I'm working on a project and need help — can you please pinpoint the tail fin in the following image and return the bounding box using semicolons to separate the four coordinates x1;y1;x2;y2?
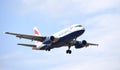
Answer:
34;27;40;36
33;27;42;50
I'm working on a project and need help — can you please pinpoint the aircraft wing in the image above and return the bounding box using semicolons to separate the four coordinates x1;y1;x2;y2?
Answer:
5;32;46;42
18;43;36;47
87;43;99;46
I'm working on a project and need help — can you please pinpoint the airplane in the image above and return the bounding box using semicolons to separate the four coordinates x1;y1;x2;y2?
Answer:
5;24;98;54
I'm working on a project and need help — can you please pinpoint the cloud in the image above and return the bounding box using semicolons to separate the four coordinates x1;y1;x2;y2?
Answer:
20;0;120;18
48;58;120;70
84;13;120;43
0;51;24;60
2;0;120;70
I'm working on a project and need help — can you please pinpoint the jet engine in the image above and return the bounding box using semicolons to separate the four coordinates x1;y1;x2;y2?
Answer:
43;36;58;44
75;40;88;49
50;36;55;41
82;40;87;46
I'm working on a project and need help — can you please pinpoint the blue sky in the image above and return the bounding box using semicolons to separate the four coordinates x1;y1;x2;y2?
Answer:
0;0;120;70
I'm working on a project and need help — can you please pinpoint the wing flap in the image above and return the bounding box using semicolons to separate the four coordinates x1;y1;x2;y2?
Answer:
5;32;46;42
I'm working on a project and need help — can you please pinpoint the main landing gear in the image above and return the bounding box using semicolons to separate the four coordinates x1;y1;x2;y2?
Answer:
66;46;72;54
46;48;51;51
66;50;72;54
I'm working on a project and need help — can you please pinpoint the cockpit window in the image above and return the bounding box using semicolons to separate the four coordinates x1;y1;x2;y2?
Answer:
75;25;82;27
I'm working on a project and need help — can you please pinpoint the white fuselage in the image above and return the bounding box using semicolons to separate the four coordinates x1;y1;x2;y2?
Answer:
38;24;85;50
53;24;85;38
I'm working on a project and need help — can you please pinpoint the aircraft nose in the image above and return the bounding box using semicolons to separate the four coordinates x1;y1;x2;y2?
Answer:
82;27;85;33
82;27;85;30
81;26;85;30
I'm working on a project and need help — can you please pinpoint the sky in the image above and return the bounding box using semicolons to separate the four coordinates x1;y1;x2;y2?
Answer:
0;0;120;70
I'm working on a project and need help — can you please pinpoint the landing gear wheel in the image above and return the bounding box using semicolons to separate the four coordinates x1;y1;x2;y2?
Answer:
48;49;50;51
46;48;51;51
66;50;72;54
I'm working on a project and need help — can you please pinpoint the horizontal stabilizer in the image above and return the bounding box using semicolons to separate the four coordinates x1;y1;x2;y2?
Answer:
17;43;36;47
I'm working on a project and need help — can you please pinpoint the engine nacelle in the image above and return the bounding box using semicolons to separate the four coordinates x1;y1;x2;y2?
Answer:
43;36;58;44
75;41;84;49
82;40;87;46
50;36;55;41
75;40;88;49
